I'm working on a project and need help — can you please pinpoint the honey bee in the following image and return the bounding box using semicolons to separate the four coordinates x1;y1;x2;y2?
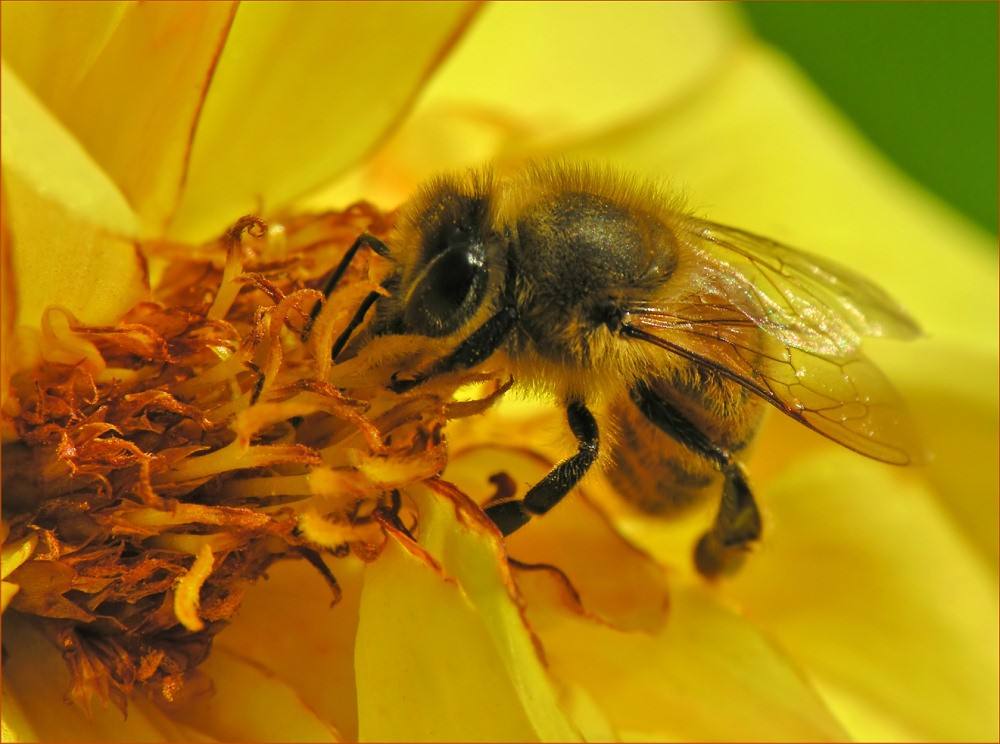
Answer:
323;162;922;577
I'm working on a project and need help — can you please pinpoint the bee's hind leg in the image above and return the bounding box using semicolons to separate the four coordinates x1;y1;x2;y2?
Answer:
629;381;762;578
484;399;599;536
693;461;761;577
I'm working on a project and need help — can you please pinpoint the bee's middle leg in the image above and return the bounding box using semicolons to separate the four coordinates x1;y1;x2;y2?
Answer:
630;381;762;578
484;399;599;536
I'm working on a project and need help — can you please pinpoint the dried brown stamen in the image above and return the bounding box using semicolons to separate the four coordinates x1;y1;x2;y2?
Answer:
1;203;493;714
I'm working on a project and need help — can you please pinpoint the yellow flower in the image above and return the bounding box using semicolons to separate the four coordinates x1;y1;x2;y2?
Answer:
2;3;996;743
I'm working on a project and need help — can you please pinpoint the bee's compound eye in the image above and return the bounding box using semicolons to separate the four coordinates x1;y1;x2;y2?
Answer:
404;243;488;337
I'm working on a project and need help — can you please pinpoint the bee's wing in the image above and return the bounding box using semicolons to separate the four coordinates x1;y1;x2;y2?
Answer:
623;221;925;465
680;221;921;355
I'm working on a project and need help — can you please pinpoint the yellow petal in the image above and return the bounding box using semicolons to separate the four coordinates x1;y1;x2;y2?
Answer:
2;2;479;240
0;62;138;236
2;175;147;329
1;1;236;234
414;2;741;151
167;1;478;241
160;645;342;742
310;2;743;205
0;184;14;399
197;558;366;739
723;451;998;742
525;578;849;742
898;346;999;563
0;529;37;613
0;530;36;582
355;482;584;741
1;63;147;328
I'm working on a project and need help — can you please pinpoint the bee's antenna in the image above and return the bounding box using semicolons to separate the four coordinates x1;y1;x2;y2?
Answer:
303;232;390;341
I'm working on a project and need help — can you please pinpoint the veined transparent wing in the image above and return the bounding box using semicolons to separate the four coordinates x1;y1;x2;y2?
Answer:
622;220;925;464
675;220;921;356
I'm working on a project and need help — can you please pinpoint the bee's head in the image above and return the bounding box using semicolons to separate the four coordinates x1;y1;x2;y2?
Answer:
377;173;507;339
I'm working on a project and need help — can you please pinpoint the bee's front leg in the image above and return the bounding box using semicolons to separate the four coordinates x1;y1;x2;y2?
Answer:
389;306;519;393
629;381;762;578
484;399;599;535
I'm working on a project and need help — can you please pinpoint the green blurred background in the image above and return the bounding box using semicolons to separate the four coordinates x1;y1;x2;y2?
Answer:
741;2;998;239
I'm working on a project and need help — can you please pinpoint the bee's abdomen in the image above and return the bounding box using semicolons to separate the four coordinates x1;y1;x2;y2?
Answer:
609;396;721;514
607;370;766;515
